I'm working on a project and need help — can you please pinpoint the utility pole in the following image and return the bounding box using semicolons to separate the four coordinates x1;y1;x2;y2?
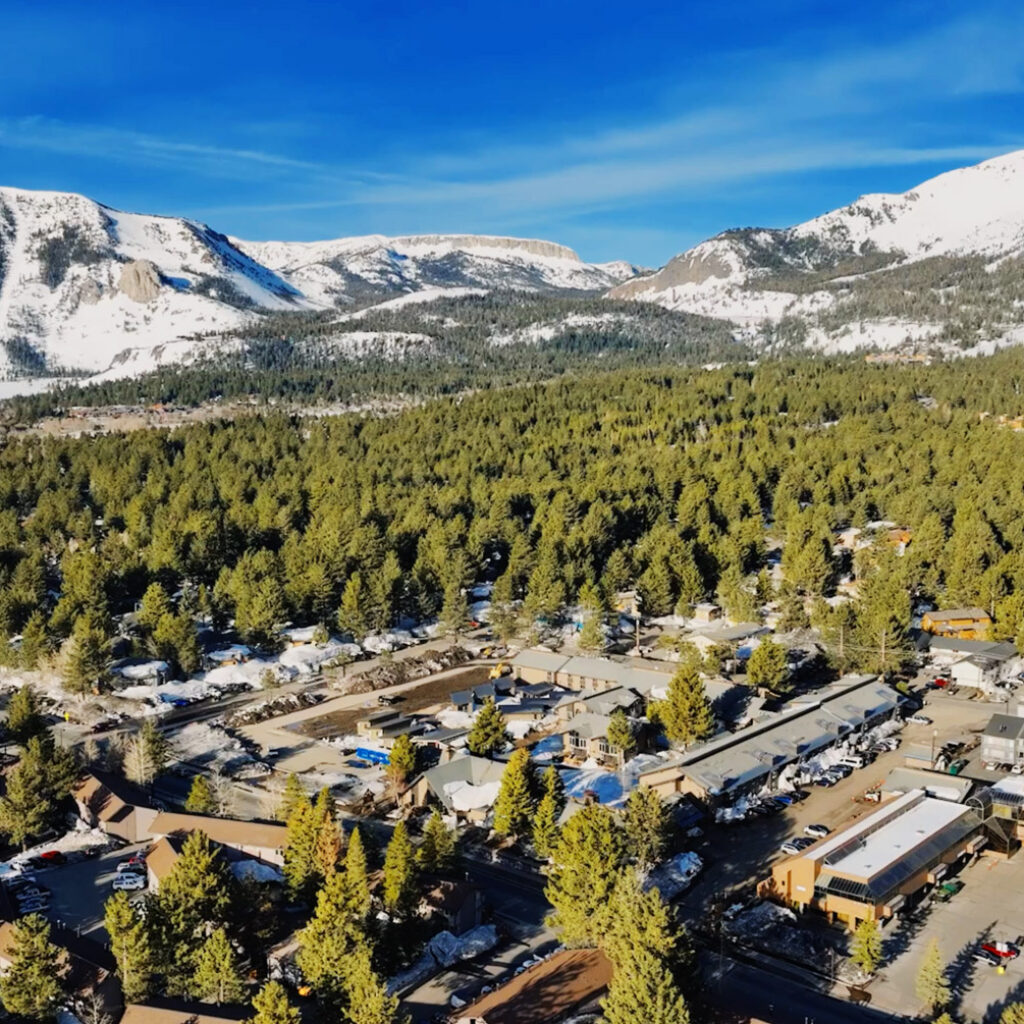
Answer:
634;593;642;656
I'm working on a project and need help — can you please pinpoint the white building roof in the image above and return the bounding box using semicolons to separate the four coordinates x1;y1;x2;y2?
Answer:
807;790;970;880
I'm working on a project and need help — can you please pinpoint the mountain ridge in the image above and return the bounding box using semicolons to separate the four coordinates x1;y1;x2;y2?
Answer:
0;186;642;377
609;148;1024;353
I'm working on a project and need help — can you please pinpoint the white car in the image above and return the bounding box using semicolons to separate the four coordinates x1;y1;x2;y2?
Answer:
907;714;932;725
112;872;147;891
803;824;831;839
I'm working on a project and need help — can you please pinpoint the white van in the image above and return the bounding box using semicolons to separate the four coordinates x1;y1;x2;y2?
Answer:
839;754;866;769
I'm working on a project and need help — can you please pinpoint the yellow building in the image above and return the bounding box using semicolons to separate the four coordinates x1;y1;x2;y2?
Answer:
921;607;992;640
761;789;985;928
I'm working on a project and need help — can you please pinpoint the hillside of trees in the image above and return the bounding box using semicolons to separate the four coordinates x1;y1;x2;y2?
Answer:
4;352;1024;672
0;293;742;421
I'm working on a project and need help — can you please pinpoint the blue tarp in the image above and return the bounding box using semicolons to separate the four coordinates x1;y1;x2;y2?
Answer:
355;747;390;766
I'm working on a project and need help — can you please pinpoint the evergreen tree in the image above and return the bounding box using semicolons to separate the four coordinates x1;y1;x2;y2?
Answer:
313;807;343;880
61;611;110;695
277;773;307;822
338;573;369;640
1000;1006;1024;1024
185;774;217;814
6;685;44;745
250;981;301;1024
386;734;417;795
545;803;626;946
746;638;789;691
606;709;636;764
138;583;173;634
601;948;689;1024
577;580;607;653
0;736;70;848
152;831;232;995
466;697;509;757
851;918;883;976
382;820;418;917
492;749;537;838
296;869;366;1009
531;766;565;859
439;576;469;636
624;786;670;871
104;891;155;1003
660;663;715;747
345;826;372;919
192;927;246;1005
523;546;566;622
19;612;50;671
417;807;456;871
489;570;521;644
342;943;410;1024
0;914;62;1022
283;797;316;899
915;938;950;1013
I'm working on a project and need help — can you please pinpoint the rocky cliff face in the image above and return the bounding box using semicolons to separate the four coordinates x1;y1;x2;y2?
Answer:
118;259;162;303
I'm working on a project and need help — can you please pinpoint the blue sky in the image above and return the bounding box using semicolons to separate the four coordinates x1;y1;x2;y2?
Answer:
2;0;1024;265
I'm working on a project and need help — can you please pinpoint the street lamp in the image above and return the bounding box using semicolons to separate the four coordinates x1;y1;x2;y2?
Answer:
634;593;643;656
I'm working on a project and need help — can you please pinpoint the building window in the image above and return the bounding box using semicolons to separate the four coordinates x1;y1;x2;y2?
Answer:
597;739;611;755
569;732;585;749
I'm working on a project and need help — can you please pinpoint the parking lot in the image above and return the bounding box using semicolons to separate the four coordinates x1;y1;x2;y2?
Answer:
870;851;1024;1021
14;842;147;938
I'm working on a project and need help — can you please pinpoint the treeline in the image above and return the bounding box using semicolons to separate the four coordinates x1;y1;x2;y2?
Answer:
0;293;742;421
5;355;1024;673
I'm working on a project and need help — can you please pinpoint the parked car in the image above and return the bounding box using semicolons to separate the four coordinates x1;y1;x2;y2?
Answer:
973;949;1002;967
112;873;147;891
803;824;831;839
816;775;838;787
931;677;950;688
935;879;964;902
907;714;933;725
38;851;66;865
828;764;853;778
772;794;795;807
982;942;1020;960
17;899;48;915
780;840;805;856
949;759;970;775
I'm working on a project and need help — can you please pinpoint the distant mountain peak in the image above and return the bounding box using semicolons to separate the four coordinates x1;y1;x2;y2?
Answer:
609;148;1024;355
0;187;640;378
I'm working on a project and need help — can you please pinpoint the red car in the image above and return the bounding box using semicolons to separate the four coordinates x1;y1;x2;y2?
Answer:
982;942;1020;960
38;851;66;864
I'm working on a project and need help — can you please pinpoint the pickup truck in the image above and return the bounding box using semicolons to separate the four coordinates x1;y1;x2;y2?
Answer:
934;879;965;902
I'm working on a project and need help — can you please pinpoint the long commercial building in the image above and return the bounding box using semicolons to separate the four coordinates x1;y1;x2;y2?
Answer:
639;674;899;805
762;789;985;927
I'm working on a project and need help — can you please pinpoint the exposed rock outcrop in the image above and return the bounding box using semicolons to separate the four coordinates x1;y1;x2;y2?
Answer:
117;259;162;303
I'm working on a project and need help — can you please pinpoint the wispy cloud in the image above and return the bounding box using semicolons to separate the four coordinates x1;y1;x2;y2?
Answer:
3;6;1024;243
0;117;327;177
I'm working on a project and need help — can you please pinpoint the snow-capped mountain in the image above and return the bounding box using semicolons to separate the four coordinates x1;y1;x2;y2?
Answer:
231;233;642;307
0;187;642;377
0;187;308;375
610;149;1024;353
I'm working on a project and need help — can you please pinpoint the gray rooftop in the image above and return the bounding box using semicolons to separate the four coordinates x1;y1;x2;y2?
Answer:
417;755;507;813
640;673;889;797
929;637;1016;659
984;714;1024;741
511;650;570;673
561;712;614;741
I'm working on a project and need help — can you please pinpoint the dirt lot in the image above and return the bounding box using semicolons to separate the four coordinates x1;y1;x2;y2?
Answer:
292;664;493;739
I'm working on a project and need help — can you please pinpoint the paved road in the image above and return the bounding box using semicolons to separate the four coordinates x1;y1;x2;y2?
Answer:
704;952;912;1024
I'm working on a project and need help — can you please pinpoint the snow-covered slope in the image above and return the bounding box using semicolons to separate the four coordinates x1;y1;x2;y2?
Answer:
233;233;643;308
610;149;1024;351
0;185;643;378
0;187;308;374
